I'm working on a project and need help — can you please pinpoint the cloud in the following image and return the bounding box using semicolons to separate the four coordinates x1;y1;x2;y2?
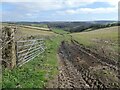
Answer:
55;0;118;15
57;6;117;15
1;0;119;21
26;13;32;16
1;0;119;13
2;0;119;7
2;0;118;13
2;0;119;17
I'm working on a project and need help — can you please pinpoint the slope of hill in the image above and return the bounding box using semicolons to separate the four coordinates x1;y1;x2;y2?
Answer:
14;25;55;41
46;21;118;32
71;26;118;61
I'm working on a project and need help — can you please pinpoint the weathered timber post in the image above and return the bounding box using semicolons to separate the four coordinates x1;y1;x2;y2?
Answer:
2;26;16;69
11;27;16;68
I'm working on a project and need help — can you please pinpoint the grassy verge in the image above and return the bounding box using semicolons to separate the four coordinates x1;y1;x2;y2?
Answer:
2;34;64;88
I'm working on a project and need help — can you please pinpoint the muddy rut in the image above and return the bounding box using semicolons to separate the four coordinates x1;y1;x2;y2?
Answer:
55;40;120;88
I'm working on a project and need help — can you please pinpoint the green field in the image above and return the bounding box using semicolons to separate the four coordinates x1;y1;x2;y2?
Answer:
14;26;55;41
71;26;118;46
17;26;54;36
30;24;48;28
71;26;118;61
52;28;70;35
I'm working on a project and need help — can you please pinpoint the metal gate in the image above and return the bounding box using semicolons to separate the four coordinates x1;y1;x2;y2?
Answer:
16;38;45;66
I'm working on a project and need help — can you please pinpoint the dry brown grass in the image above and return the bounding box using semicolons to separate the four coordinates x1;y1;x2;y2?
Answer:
71;26;119;61
15;26;56;41
19;25;50;31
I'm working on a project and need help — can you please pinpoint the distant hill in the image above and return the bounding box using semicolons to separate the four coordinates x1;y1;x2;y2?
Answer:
3;21;119;32
45;21;118;32
88;21;117;25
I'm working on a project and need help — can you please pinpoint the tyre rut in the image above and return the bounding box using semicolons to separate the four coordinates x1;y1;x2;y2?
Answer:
57;40;119;88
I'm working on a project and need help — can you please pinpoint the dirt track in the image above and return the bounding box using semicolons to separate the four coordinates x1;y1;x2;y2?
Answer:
55;40;120;88
47;39;119;88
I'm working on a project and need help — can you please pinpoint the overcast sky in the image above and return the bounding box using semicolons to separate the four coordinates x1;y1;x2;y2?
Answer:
1;0;119;22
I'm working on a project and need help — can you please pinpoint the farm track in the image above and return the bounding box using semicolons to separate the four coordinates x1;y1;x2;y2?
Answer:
58;53;89;88
56;40;119;88
71;39;118;71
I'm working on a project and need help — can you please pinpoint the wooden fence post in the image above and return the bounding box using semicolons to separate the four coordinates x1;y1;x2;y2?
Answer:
11;28;16;68
2;26;16;69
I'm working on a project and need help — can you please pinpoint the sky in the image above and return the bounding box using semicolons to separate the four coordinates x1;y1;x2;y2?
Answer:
1;0;119;22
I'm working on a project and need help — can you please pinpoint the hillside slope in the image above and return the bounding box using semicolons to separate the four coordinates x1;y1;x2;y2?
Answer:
71;26;118;62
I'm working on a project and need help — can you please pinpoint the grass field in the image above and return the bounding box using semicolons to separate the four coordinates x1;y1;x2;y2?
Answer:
71;26;119;61
71;26;118;46
52;28;70;35
15;26;56;41
17;26;55;36
1;23;56;41
30;24;48;28
19;25;50;31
